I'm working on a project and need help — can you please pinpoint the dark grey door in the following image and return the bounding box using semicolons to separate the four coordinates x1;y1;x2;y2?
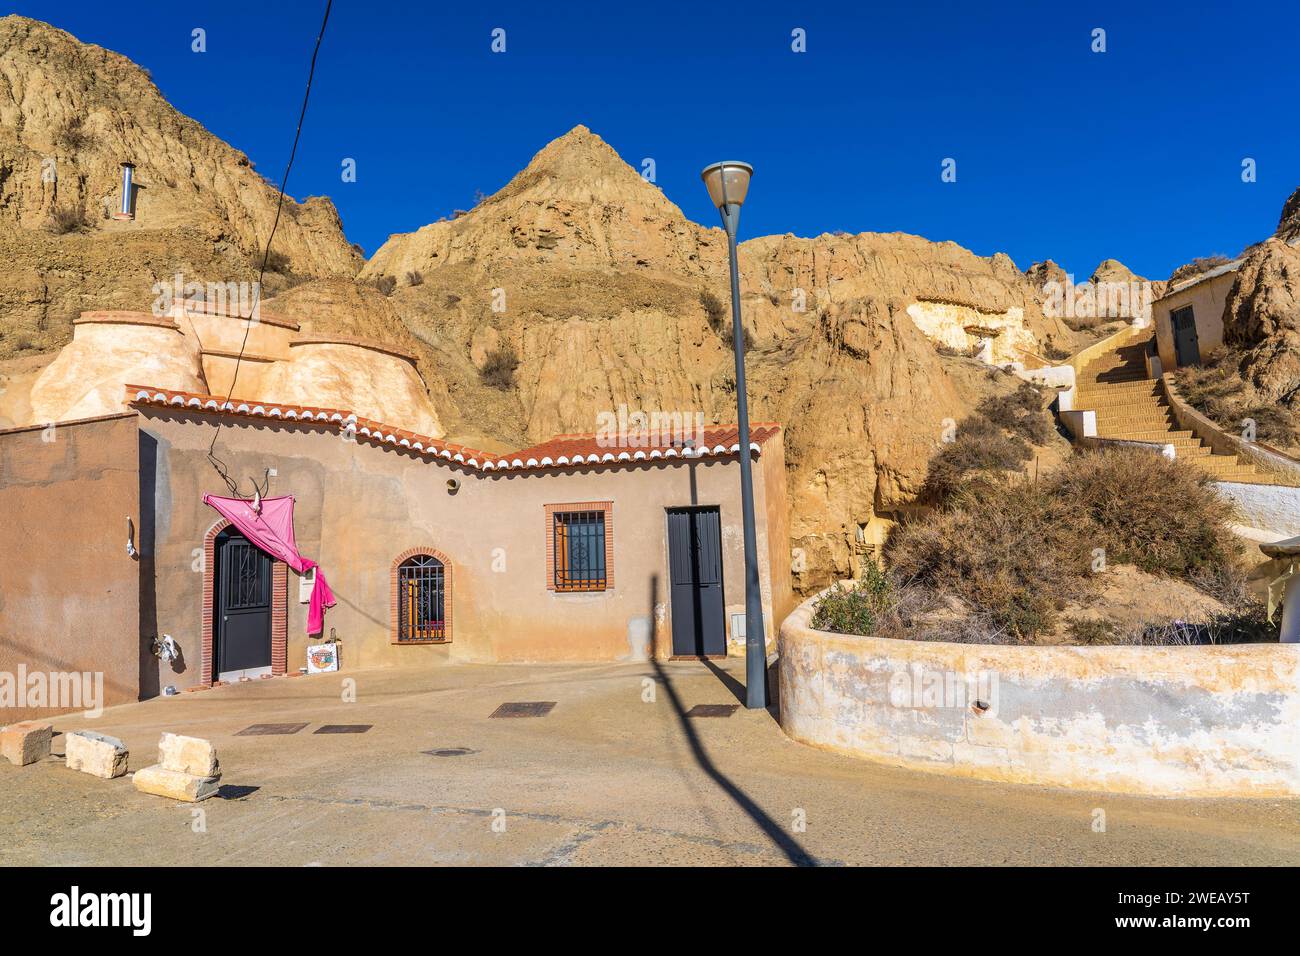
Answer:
215;530;272;674
667;507;726;657
1172;305;1201;366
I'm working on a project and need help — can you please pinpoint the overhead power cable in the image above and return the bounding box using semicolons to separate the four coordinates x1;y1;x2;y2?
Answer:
206;0;335;497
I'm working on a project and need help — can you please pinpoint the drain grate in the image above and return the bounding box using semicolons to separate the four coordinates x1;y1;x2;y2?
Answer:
422;746;480;757
235;722;309;736
314;724;372;734
685;704;739;718
489;701;556;719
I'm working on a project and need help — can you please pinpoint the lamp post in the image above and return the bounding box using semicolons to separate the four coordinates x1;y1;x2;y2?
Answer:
700;160;766;709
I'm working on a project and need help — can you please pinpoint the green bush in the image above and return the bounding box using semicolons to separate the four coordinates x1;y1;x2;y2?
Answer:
809;563;898;636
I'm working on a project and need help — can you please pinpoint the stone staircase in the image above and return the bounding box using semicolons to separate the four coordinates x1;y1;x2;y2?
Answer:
1075;338;1267;482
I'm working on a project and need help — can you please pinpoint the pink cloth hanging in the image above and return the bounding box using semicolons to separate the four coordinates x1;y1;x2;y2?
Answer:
202;494;336;635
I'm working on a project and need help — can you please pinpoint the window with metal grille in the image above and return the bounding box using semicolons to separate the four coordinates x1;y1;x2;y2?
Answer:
553;510;607;591
223;540;269;609
396;554;446;642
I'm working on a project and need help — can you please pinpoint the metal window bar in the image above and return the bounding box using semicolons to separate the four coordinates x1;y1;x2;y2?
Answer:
554;511;606;591
398;555;445;642
224;541;268;609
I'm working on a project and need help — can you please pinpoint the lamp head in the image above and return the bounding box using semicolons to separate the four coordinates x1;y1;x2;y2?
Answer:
700;161;753;210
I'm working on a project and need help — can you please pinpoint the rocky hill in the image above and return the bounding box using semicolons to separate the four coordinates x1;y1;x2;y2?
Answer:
0;15;361;359
1276;185;1300;244
356;125;1076;585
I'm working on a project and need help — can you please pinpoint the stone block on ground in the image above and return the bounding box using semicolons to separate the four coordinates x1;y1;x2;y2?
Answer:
158;732;220;776
65;730;129;779
0;721;53;766
132;764;220;802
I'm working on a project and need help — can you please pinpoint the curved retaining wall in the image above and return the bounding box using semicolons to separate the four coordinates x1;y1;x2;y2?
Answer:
778;593;1300;797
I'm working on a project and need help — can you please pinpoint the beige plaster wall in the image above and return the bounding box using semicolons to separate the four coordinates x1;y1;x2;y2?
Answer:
260;342;443;438
28;321;206;423
1153;272;1235;371
0;414;142;720
139;408;785;689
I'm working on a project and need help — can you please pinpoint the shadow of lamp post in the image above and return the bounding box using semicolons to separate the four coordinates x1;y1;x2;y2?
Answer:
700;160;766;709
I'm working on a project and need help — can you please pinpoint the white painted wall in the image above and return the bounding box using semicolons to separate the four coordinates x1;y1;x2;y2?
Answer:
1215;481;1300;537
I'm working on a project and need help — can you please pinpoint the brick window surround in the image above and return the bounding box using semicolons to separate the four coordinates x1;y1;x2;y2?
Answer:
390;547;454;644
201;518;288;685
545;501;614;592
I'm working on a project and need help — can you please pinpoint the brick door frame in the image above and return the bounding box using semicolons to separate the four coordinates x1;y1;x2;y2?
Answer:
202;518;289;684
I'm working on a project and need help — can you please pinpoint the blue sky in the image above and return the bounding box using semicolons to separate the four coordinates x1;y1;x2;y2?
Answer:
12;0;1300;279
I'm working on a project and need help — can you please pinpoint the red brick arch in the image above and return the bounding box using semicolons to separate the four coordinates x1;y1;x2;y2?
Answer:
201;517;288;684
390;547;454;644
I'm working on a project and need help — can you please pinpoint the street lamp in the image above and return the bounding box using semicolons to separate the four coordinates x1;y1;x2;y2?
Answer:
700;160;767;710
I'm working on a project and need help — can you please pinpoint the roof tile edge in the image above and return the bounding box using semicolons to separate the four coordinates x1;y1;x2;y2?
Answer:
123;385;776;474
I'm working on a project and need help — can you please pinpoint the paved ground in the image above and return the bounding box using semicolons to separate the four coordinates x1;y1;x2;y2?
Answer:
2;659;1297;866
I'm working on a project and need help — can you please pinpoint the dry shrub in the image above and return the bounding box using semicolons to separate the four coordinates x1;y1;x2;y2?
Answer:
405;270;424;286
1049;448;1240;577
374;275;396;296
1169;254;1231;286
934;342;976;358
48;206;87;234
925;417;1031;500
923;383;1054;500
889;482;1093;640
699;289;726;324
480;345;519;390
1174;348;1299;447
700;288;752;352
261;249;292;275
889;448;1246;641
809;563;934;639
1062;312;1109;332
978;382;1055;445
56;116;92;152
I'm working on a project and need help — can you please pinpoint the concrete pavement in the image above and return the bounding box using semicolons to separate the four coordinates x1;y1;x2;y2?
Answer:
1;659;1296;866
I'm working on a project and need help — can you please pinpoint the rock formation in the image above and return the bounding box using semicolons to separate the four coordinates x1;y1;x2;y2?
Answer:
0;15;362;359
1276;186;1300;243
359;126;1075;587
1222;237;1300;411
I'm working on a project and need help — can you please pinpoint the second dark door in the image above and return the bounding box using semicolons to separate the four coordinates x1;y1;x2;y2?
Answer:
667;507;726;657
1172;305;1201;367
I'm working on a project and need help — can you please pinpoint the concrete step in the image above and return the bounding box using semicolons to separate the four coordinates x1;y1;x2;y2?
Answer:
1096;429;1198;444
1079;396;1166;412
1077;380;1159;396
1093;413;1175;428
1189;459;1256;478
1077;391;1161;406
1082;361;1148;377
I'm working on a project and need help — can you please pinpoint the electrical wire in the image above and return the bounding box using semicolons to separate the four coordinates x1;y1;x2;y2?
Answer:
206;0;334;497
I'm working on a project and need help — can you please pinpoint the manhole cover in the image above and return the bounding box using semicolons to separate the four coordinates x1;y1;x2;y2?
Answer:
489;701;556;718
314;724;372;734
235;722;309;736
686;704;739;718
422;747;480;757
